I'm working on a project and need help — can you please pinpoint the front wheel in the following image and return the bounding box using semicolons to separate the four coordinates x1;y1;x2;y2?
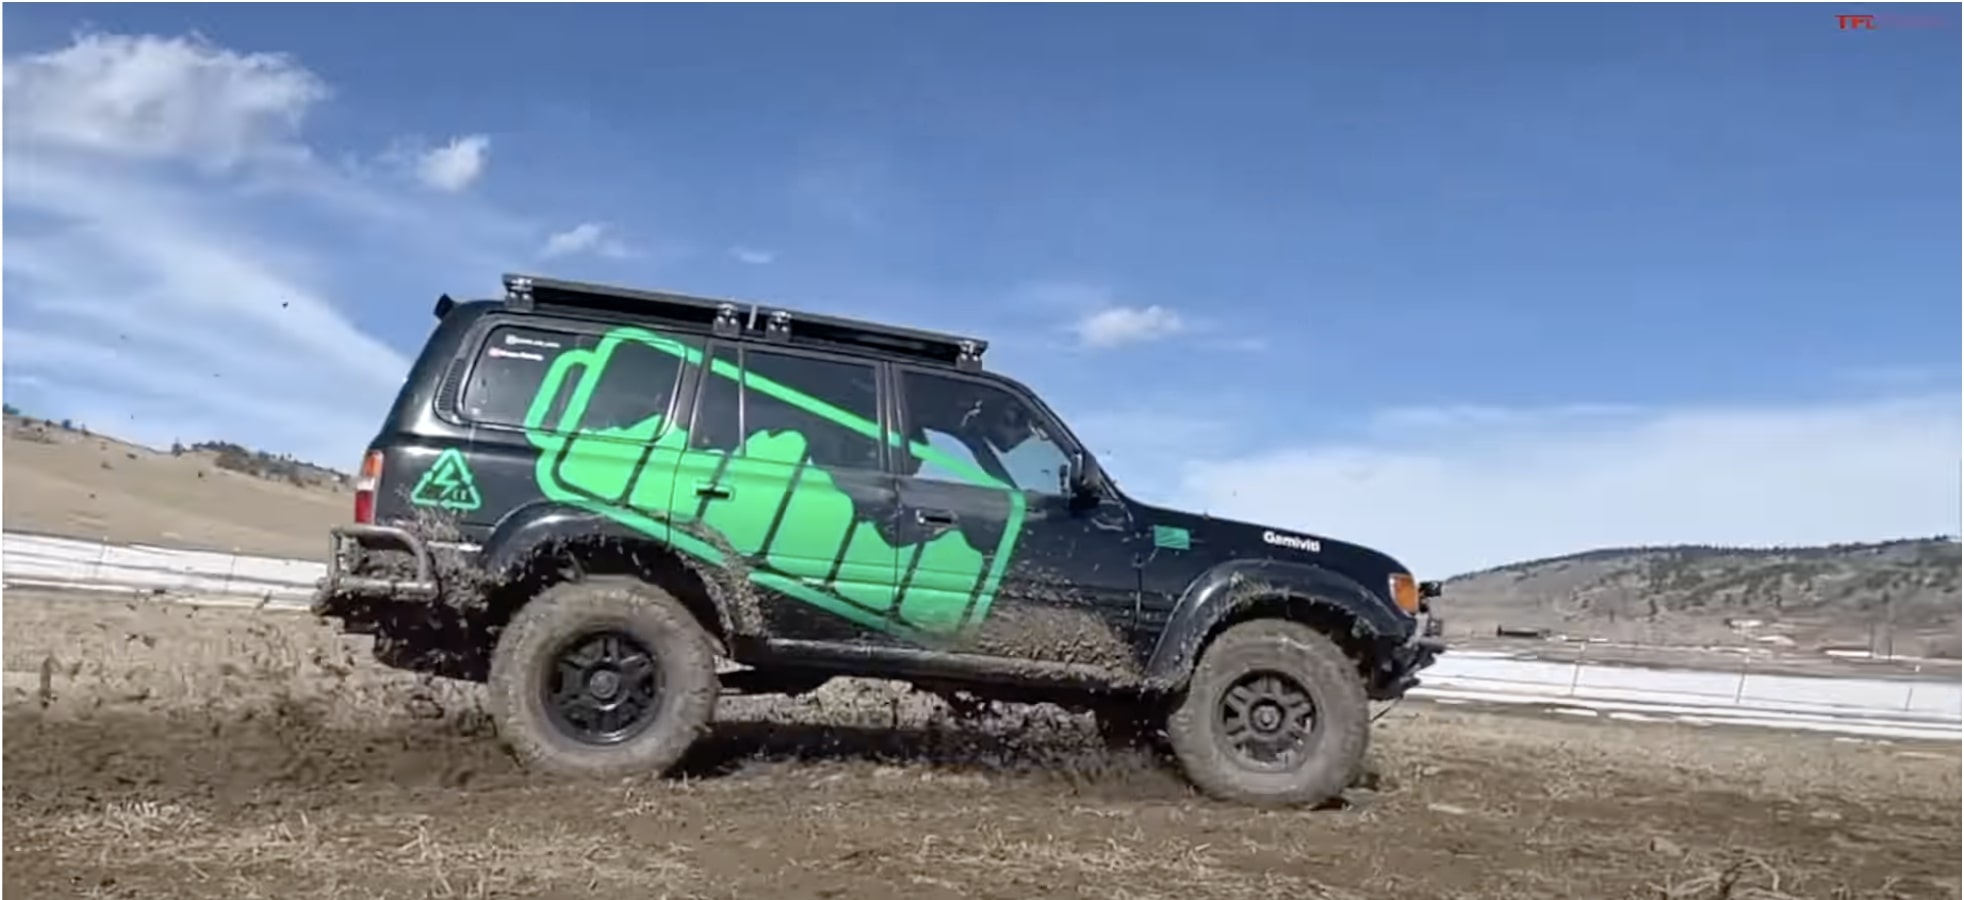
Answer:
1164;619;1369;807
486;576;720;778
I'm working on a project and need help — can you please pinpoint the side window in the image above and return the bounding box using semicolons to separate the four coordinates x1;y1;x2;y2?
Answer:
460;325;689;439
570;332;688;435
739;349;883;470
688;344;743;450
460;326;581;428
899;371;1070;496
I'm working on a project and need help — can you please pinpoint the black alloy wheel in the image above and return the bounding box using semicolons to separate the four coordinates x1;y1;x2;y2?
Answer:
1214;669;1320;770
541;629;663;745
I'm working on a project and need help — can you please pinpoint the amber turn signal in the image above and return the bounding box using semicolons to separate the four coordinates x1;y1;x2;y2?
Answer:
1388;572;1422;614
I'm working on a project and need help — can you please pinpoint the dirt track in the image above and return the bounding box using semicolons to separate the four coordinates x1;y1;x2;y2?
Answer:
4;591;1959;900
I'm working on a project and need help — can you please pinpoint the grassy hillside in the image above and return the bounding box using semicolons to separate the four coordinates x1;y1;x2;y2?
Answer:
2;413;350;559
1444;539;1962;654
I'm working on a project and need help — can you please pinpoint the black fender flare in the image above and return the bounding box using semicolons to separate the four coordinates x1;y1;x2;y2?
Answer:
478;502;747;639
1142;557;1409;690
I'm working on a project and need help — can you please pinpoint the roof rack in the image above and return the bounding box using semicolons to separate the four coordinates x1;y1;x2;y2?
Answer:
501;273;987;371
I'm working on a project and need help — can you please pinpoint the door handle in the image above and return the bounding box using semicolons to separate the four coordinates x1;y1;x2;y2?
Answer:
915;509;956;526
694;482;732;500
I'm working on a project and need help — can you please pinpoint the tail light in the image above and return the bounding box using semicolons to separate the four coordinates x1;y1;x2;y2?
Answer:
1388;572;1421;614
353;449;383;524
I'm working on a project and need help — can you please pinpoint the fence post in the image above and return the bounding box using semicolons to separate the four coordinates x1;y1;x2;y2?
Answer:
1732;650;1750;705
223;550;240;597
92;537;109;583
1902;681;1916;714
1567;641;1587;698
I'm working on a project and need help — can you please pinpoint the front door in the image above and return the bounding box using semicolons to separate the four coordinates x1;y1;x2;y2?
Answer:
889;366;1140;670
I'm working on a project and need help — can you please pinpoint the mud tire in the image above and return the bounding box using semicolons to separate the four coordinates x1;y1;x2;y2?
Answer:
1165;619;1369;807
487;576;719;779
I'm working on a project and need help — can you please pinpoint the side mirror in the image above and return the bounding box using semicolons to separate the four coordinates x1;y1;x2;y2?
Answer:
1067;450;1103;499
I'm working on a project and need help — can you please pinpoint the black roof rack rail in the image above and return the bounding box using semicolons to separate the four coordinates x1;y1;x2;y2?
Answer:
501;273;987;371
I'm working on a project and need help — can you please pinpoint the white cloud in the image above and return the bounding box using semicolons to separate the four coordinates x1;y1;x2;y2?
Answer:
4;155;410;464
730;246;776;265
2;31;326;169
1171;394;1962;579
412;134;490;192
1072;304;1187;349
1366;402;1640;431
1003;281;1248;353
540;222;633;260
2;30;527;465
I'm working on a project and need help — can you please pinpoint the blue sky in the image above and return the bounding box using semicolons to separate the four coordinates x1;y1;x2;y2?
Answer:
4;4;1958;575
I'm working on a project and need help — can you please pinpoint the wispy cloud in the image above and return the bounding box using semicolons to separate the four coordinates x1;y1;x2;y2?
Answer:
1834;363;1959;390
2;30;524;465
2;30;325;170
411;134;490;192
730;246;776;266
1365;402;1642;433
541;222;633;260
1171;394;1962;578
1071;304;1187;349
1001;280;1205;351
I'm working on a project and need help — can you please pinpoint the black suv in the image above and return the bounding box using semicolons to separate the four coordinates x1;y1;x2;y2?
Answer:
314;273;1445;807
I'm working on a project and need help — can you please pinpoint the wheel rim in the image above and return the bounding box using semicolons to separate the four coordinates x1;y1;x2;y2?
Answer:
540;629;663;745
1214;669;1319;771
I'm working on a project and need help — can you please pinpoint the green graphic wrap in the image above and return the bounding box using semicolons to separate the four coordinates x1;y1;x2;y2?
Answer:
410;448;484;511
521;326;1027;640
1152;525;1191;551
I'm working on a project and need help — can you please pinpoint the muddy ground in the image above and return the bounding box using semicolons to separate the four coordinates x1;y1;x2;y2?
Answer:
4;590;1959;900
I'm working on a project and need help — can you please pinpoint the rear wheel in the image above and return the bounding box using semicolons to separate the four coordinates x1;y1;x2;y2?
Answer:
1164;619;1369;807
487;576;719;778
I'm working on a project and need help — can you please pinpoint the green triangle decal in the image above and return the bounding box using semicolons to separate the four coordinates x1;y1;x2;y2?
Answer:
409;448;483;512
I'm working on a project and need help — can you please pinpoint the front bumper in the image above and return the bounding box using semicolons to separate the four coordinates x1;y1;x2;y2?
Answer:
312;523;441;615
1371;610;1447;701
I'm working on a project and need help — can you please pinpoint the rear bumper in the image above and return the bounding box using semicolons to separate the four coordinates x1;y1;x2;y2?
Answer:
312;523;441;615
312;524;491;681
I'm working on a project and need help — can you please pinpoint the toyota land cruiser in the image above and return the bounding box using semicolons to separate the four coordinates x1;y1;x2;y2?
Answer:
313;273;1445;807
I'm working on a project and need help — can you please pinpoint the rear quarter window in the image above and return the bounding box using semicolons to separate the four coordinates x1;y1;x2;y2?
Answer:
460;325;583;428
459;323;699;441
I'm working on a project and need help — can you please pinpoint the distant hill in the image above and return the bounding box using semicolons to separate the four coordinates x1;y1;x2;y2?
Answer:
1;412;350;559
1444;538;1963;655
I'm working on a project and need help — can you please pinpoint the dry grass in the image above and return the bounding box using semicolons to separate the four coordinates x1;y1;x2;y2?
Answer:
4;590;1958;900
2;419;347;558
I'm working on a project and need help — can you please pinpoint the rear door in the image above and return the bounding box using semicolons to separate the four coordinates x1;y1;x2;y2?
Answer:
669;342;902;643
511;325;700;540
